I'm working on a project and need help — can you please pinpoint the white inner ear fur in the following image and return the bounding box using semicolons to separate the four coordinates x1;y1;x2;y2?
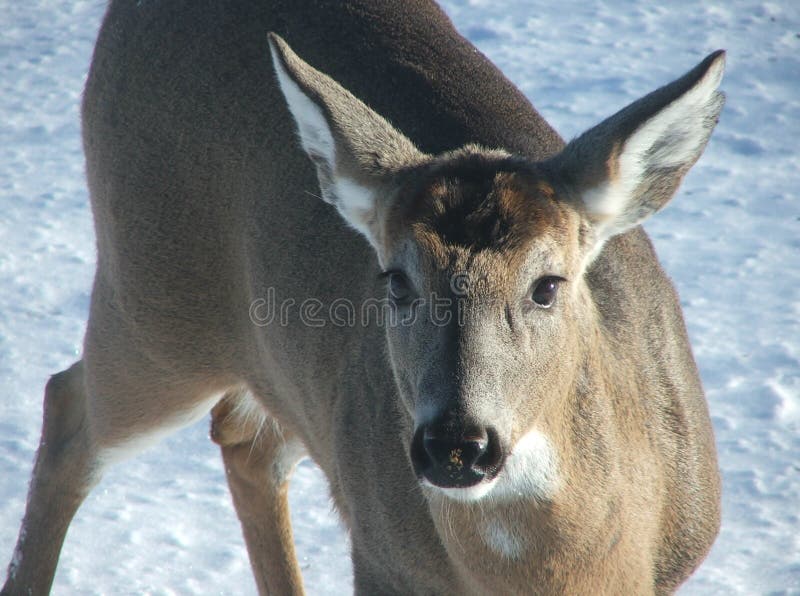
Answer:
270;44;383;253
269;47;336;179
583;57;725;241
331;177;380;244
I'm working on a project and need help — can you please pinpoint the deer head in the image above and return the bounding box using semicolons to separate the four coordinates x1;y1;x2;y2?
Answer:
269;33;724;501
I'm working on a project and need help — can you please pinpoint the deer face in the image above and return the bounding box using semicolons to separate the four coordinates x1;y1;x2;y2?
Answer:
268;34;724;500
378;153;585;497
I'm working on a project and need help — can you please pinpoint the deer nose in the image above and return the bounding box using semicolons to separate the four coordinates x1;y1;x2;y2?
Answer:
410;421;504;488
424;429;487;472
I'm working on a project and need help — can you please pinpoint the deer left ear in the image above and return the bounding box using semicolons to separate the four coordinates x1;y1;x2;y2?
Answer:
551;51;725;263
268;33;428;254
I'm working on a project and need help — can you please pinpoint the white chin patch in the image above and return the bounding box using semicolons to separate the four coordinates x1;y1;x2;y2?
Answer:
424;429;559;503
423;477;498;503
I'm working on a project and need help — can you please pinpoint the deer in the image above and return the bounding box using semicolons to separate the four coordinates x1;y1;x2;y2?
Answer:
2;0;724;594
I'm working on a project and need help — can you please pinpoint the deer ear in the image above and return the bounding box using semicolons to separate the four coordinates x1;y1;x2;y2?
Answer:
551;51;725;263
268;33;427;253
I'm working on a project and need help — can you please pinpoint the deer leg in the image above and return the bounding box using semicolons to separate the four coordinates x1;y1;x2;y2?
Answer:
3;344;234;595
211;392;306;596
2;361;97;596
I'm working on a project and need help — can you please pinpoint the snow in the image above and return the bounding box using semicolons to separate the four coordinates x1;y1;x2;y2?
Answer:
1;0;798;593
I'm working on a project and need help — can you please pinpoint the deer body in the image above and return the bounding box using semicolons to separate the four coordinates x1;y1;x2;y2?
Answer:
3;1;722;594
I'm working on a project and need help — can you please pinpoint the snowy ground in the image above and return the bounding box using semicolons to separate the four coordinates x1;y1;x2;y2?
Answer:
1;0;798;594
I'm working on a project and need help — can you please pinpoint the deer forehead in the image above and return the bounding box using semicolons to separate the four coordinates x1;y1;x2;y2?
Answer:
383;158;581;286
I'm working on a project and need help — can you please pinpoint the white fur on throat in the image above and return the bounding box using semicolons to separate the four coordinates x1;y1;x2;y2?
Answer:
481;518;524;559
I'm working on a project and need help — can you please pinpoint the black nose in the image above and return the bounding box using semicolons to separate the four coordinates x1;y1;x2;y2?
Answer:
410;421;504;488
424;429;487;473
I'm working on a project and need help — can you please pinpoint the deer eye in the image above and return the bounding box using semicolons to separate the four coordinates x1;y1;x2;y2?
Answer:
529;276;564;308
382;270;413;304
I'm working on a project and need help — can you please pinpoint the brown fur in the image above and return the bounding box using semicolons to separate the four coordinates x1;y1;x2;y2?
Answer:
401;152;567;254
2;1;721;595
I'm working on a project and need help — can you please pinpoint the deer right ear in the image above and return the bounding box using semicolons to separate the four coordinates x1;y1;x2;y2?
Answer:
268;33;427;254
551;51;725;265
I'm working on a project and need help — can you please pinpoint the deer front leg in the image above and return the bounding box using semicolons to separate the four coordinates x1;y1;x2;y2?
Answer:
211;393;306;596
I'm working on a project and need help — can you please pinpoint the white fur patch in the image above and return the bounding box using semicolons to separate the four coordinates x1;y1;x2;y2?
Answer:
333;177;373;212
97;391;222;471
269;43;336;174
222;391;306;486
270;436;307;488
227;390;269;437
491;428;560;501
583;54;725;240
428;479;496;502
269;43;383;250
332;177;380;248
481;518;524;559
427;428;559;503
